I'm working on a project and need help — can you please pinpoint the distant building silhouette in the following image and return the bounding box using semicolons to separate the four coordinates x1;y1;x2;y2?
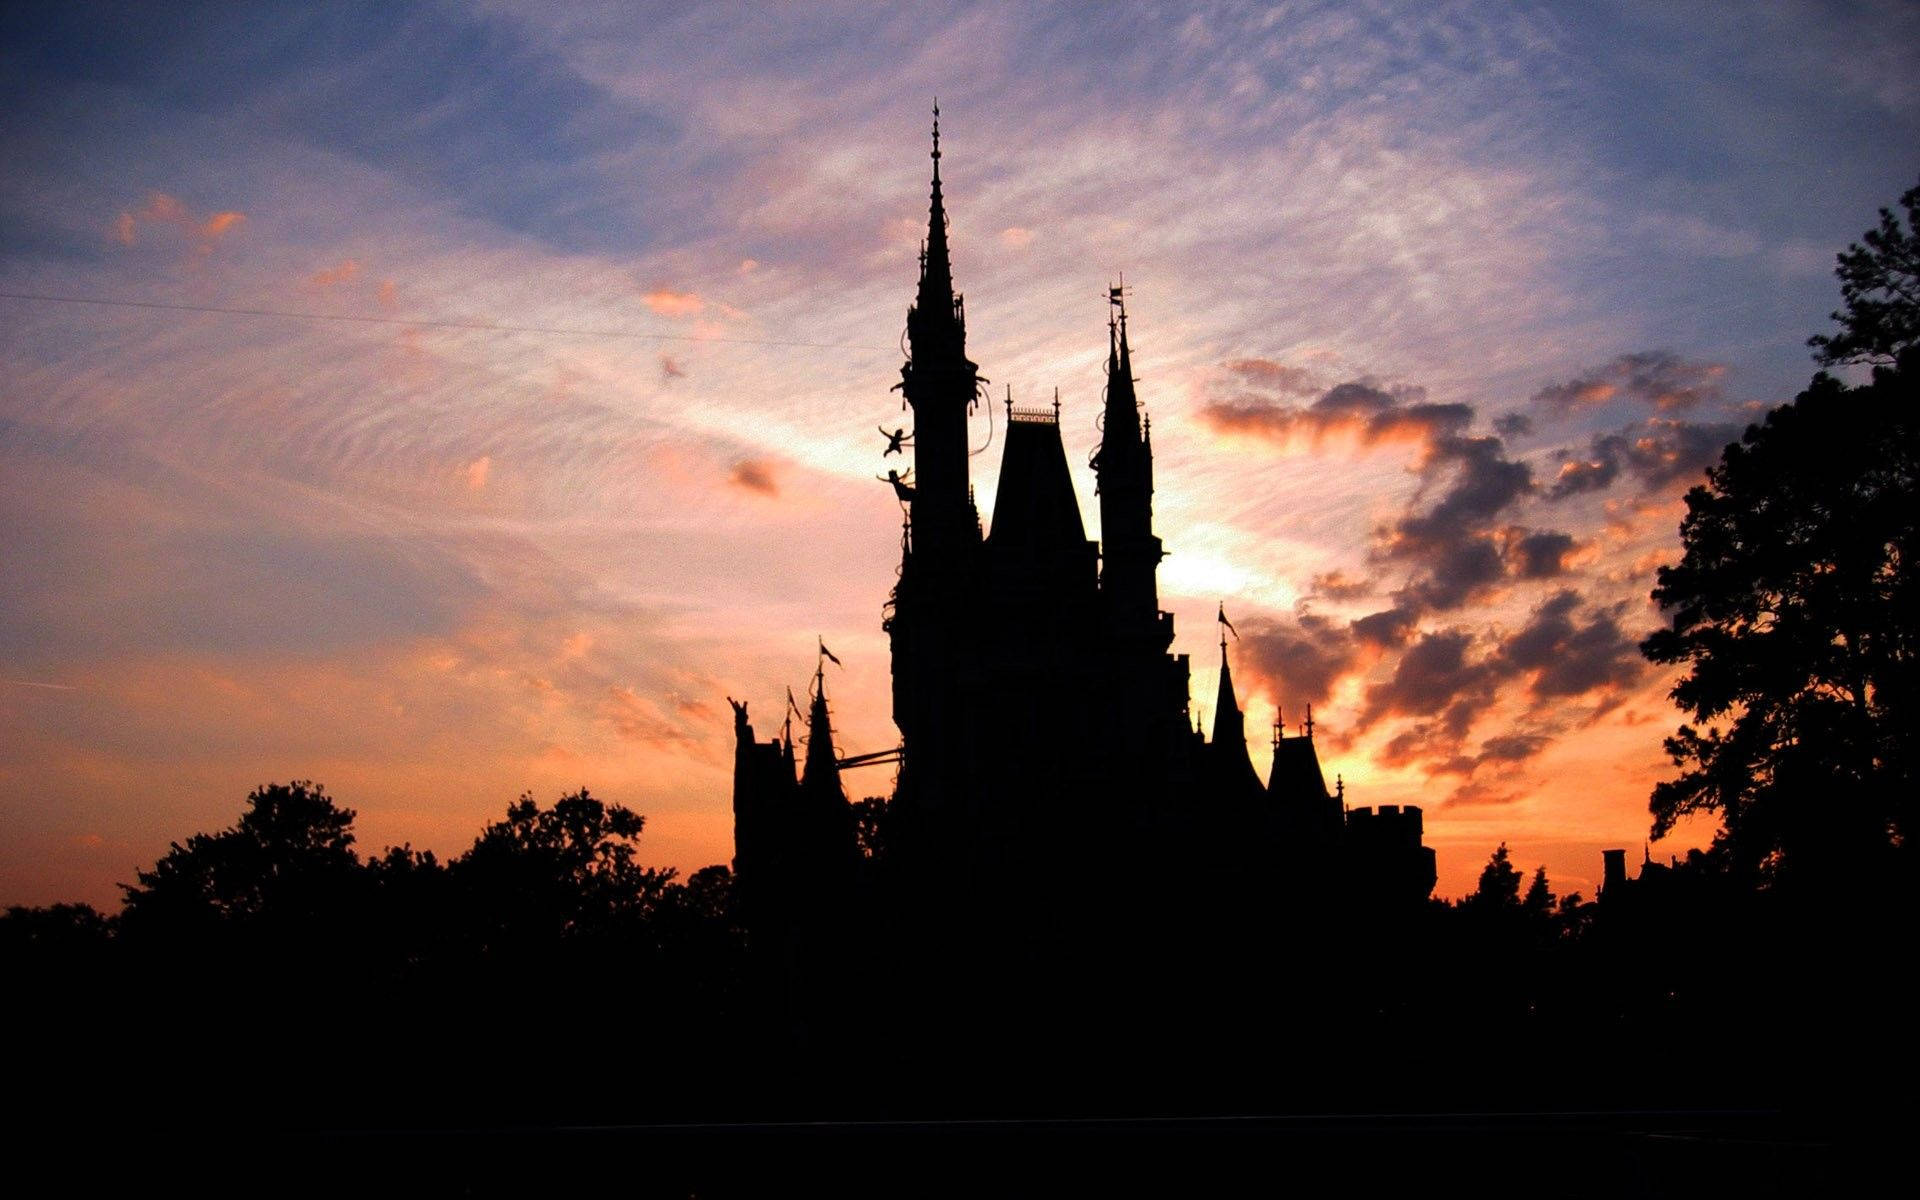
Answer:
732;111;1434;951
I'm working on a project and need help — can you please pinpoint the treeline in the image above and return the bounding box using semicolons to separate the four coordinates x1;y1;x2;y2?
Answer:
5;779;1901;1126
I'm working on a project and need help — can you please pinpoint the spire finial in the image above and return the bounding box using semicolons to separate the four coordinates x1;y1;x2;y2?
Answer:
1305;702;1315;740
930;100;941;180
1272;714;1282;751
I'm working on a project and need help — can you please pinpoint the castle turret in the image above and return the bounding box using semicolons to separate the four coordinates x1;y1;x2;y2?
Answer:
1208;610;1265;803
1092;292;1165;644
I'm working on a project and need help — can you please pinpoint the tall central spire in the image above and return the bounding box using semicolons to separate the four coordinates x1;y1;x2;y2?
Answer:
918;102;954;316
898;103;980;546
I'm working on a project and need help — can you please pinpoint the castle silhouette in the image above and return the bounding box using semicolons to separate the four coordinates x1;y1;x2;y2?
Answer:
730;111;1435;961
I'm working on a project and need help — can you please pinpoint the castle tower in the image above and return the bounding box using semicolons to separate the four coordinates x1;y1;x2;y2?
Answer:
898;103;982;555
887;107;988;833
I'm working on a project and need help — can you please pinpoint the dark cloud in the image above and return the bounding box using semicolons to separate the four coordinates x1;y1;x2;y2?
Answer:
1374;434;1535;614
1395;534;1506;611
1531;352;1726;413
1546;417;1740;500
1309;569;1374;602
1545;452;1621;499
1352;604;1419;649
727;458;778;496
1497;589;1644;700
1361;628;1495;728
1504;529;1577;579
1237;610;1364;711
1477;731;1551;763
1493;412;1533;438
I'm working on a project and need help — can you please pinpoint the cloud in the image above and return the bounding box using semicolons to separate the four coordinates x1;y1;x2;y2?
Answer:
1236;610;1365;711
107;191;247;254
643;289;705;317
1374;433;1535;614
310;259;363;288
1223;359;1321;396
603;685;695;745
1477;731;1551;763
1496;590;1644;701
728;458;778;496
1309;569;1373;602
1203;378;1473;453
1493;412;1532;438
1504;528;1577;579
1547;417;1741;499
465;456;492;491
200;211;246;240
1362;628;1495;728
999;226;1033;247
1531;352;1727;413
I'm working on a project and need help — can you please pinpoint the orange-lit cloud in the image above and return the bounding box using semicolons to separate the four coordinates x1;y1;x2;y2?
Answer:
643;288;704;317
310;259;363;287
200;211;246;240
1203;378;1473;455
109;191;247;254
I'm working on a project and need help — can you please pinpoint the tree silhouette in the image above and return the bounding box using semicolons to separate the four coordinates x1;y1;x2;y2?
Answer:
1642;364;1917;886
1645;183;1919;887
1465;843;1523;910
1523;866;1553;918
1809;178;1920;367
451;788;675;949
118;780;361;941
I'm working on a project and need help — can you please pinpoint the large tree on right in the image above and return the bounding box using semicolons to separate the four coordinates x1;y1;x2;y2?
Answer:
1642;181;1919;890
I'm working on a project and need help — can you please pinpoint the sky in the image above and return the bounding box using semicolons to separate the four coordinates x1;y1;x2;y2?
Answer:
3;1;1918;908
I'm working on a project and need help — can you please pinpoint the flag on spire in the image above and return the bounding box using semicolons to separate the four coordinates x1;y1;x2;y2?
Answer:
819;639;843;667
1218;604;1238;639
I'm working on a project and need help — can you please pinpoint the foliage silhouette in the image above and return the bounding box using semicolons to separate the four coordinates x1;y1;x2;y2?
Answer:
1464;842;1523;909
1641;357;1917;886
450;787;677;954
1809;178;1920;366
117;780;363;946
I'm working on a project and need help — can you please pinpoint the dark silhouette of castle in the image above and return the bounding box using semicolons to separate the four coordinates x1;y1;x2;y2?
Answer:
731;111;1434;956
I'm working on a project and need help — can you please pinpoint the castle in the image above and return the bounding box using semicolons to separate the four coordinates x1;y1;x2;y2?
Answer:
730;113;1434;957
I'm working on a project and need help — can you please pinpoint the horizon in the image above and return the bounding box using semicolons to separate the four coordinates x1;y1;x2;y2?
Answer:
5;2;1919;909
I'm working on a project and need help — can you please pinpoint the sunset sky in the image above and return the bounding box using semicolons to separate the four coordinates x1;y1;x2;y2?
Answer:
5;1;1918;908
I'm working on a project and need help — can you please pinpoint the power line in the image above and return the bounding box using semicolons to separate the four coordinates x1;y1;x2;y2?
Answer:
0;289;892;353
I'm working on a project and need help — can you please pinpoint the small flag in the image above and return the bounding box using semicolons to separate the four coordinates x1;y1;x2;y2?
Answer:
1109;286;1124;306
819;639;843;667
1218;604;1238;639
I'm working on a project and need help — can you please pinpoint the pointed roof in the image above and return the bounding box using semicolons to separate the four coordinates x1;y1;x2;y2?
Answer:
1093;294;1142;476
801;665;843;801
1210;633;1263;800
989;407;1087;551
917;102;953;317
1267;736;1332;806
